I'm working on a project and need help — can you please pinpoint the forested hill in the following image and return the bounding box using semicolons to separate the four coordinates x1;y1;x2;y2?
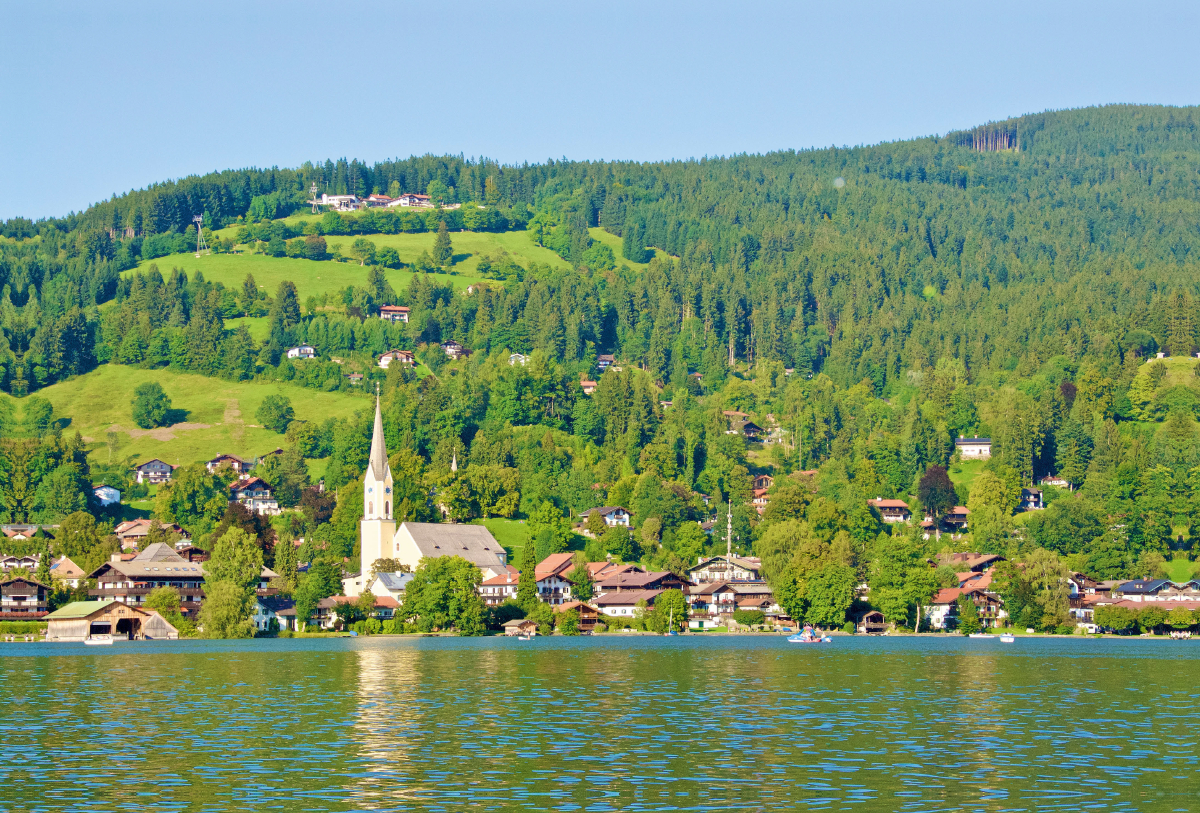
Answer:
2;103;1200;396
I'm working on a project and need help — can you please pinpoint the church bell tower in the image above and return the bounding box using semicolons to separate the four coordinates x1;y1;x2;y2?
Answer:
359;390;396;589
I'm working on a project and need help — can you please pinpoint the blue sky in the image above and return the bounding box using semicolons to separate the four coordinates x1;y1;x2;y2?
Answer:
2;1;1198;220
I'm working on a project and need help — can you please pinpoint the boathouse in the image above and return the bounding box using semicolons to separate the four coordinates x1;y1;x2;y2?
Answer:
43;600;179;641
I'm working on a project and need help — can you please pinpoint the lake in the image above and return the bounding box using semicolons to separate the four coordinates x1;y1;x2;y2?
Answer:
0;635;1195;812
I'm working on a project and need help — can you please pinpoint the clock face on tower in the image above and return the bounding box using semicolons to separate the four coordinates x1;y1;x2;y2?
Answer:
367;487;373;493
385;487;391;494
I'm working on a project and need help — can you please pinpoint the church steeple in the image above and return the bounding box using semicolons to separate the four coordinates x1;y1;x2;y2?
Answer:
363;389;393;521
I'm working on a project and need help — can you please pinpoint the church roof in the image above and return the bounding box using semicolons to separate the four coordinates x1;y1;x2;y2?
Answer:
398;522;506;570
367;395;391;483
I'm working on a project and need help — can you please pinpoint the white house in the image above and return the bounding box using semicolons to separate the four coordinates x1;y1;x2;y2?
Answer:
379;349;415;369
230;477;280;516
687;555;763;584
479;566;520;606
579;506;631;527
379;305;410;323
592;589;664;617
367;571;413;603
924;588;961;630
286;345;316;360
93;485;121;506
955;436;992;459
320;194;359;211
253;596;297;632
509;353;527;366
389;193;433;208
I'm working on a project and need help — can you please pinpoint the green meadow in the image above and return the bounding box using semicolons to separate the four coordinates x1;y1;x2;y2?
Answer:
14;364;370;468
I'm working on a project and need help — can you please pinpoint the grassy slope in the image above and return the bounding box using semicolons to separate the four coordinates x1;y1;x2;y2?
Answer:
948;459;987;491
1163;558;1200;583
1139;355;1199;387
475;518;531;563
16;365;369;467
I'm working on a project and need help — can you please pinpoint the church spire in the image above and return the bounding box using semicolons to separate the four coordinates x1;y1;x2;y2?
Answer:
367;386;390;482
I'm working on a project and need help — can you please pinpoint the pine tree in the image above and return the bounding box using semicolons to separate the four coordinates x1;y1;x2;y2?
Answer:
432;220;453;267
517;540;538;610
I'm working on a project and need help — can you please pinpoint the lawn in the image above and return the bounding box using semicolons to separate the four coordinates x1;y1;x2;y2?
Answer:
14;364;370;468
948;459;987;491
1137;355;1199;387
474;517;531;563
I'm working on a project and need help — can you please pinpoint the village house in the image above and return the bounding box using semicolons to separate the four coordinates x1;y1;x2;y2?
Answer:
868;498;912;523
961;584;1007;628
924;588;961;630
1039;474;1073;489
508;352;527;366
114;519;186;550
593;589;665;617
596;570;691;594
2;525;45;542
689;581;738;618
479;566;521;606
441;340;469;360
44;600;178;641
555;601;602;633
1020;488;1044;511
535;553;576;606
206;454;250;475
320;194;360;211
0;577;49;620
596;353;615;371
751;488;770;514
379;349;415;369
93;484;121;506
134;459;175;485
49;555;85;588
1114;578;1200;602
955;436;992;459
390;193;432;208
253;595;297;632
687;554;763;583
89;543;207;617
937;552;1004;573
286;345;317;360
365;571;413;604
752;474;774;490
379;305;410;323
579;506;631;527
740;421;764;442
580;379;598;395
346;372;365;385
587;561;643;582
230;476;280;516
364;194;393;207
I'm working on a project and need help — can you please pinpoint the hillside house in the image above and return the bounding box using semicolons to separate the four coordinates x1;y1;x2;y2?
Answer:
93;484;121;506
49;556;85;588
752;488;770;514
1039;474;1073;489
286;345;316;360
230;476;280;516
740;421;763;441
364;194;393;207
580;379;598;395
390;193;432;207
687;555;763;583
753;474;774;490
955;436;992;459
206;454;249;475
587;561;643;582
596;354;615;370
114;519;185;550
592;589;664;617
346;373;364;386
134;459;175;485
868;498;912;523
509;353;527;366
379;305;410;323
925;588;961;630
0;577;49;620
378;349;414;369
937;552;1004;573
319;194;359;211
1020;488;1044;511
579;506;631;527
441;340;469;360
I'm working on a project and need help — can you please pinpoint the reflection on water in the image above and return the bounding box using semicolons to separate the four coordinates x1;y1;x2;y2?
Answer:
1;636;1197;812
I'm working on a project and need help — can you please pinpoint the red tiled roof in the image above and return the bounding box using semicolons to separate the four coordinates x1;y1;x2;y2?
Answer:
869;499;910;509
931;588;962;605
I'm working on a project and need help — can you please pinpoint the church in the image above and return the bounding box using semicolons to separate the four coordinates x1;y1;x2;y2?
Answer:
349;395;508;596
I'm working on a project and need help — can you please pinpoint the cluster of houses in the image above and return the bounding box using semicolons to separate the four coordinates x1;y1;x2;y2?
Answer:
130;452;288;517
315;193;461;212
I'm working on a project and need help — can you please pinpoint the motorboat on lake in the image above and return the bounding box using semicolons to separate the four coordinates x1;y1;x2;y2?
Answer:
788;625;832;644
1000;634;1015;643
84;635;113;646
968;633;996;639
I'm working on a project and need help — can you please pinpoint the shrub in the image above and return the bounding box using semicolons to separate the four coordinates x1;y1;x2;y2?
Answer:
842;621;856;634
732;609;765;627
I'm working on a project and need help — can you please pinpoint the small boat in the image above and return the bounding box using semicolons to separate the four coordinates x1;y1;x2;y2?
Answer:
84;635;113;646
788;625;831;643
517;634;533;641
968;633;996;639
1000;634;1015;643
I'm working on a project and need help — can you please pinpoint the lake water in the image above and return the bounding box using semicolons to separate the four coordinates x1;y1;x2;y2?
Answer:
1;635;1196;812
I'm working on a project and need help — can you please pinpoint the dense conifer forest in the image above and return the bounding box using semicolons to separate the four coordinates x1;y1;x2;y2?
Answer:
5;103;1200;633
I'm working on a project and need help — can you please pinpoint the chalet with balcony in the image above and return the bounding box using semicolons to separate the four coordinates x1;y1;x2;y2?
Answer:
230;476;280;516
134;459;175;485
114;518;186;550
596;570;691;594
88;543;207;617
592;589;665;617
379;305;410;323
206;454;249;475
441;340;469;360
286;344;317;360
579;506;631;527
687;555;763;583
1020;488;1044;511
379;349;415;369
868;498;912;523
0;577;49;620
555;600;601;633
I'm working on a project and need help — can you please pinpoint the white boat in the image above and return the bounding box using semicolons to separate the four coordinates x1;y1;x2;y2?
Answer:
968;633;996;639
1000;634;1015;643
517;634;533;641
84;635;113;646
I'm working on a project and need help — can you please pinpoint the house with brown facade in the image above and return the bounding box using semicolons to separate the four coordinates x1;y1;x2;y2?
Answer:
0;577;49;620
